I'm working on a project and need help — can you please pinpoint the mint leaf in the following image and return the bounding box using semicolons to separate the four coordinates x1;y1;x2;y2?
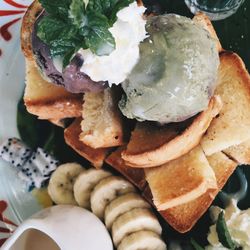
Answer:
39;0;71;19
85;26;115;56
37;0;136;67
87;0;133;20
216;212;237;249
87;0;103;13
190;238;205;250
69;0;87;28
86;12;115;55
37;16;68;44
110;0;134;24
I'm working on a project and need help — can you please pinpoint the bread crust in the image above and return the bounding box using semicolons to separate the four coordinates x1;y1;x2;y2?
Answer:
105;146;146;190
122;95;222;168
143;151;237;233
21;0;42;62
24;60;83;119
201;52;250;155
144;145;217;210
64;118;110;168
80;89;125;148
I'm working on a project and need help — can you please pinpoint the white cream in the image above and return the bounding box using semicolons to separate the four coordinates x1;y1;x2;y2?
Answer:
79;2;147;85
206;199;250;250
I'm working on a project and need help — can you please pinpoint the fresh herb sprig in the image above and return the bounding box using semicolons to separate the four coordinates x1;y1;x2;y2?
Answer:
216;211;239;249
37;0;134;67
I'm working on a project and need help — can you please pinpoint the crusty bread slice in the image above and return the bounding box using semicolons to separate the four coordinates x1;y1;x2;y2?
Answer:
193;12;222;53
201;52;250;156
64;118;110;168
48;118;67;128
21;0;42;62
22;1;83;121
223;139;250;165
144;145;217;211
105;146;146;190
24;60;83;120
122;96;222;168
143;151;237;232
80;88;124;148
156;152;237;233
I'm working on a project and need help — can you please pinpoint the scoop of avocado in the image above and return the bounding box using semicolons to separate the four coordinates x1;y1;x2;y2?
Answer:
119;14;219;124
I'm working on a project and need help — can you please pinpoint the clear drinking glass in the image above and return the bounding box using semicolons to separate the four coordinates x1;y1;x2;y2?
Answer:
185;0;246;20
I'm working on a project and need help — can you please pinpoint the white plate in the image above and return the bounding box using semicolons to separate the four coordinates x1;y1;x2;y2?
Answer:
0;0;42;246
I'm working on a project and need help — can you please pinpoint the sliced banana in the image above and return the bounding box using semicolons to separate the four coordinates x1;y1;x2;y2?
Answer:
105;193;150;230
118;230;167;250
74;169;112;209
48;163;84;205
112;208;162;247
91;176;136;219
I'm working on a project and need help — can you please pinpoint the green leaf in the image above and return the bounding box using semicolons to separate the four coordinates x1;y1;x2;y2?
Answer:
37;16;68;44
85;26;115;56
110;0;134;24
190;238;205;250
69;0;87;28
87;0;103;13
87;0;129;18
86;11;115;55
39;0;71;19
37;0;134;67
62;48;77;68
216;211;237;249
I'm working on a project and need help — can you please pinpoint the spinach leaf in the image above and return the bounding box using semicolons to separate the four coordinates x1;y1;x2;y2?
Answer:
216;211;237;249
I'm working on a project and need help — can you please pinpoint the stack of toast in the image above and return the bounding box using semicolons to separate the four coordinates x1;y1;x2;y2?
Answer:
21;2;250;233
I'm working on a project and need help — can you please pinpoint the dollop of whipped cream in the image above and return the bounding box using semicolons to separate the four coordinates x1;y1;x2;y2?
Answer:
206;199;250;250
79;2;147;86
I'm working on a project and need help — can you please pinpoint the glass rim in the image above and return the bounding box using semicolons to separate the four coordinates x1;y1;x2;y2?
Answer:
185;0;245;14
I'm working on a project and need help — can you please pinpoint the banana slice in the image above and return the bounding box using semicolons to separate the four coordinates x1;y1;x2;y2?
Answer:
118;231;167;250
91;176;136;219
105;193;150;230
48;163;84;205
112;208;162;247
74;169;112;209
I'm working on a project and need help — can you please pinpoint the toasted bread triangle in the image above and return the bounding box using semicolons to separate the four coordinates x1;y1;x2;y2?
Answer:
143;151;237;233
193;13;222;53
144;145;217;210
64;118;110;168
105;146;146;190
201;52;250;155
122;96;222;168
80;88;125;148
223;139;250;165
24;61;83;120
22;1;83;121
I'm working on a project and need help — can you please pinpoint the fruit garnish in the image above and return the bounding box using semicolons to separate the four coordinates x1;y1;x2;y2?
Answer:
0;138;59;190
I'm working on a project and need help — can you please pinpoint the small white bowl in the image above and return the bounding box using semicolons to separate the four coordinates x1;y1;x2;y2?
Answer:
1;205;113;250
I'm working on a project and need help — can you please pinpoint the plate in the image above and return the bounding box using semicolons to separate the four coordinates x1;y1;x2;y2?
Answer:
0;0;249;247
0;0;41;245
